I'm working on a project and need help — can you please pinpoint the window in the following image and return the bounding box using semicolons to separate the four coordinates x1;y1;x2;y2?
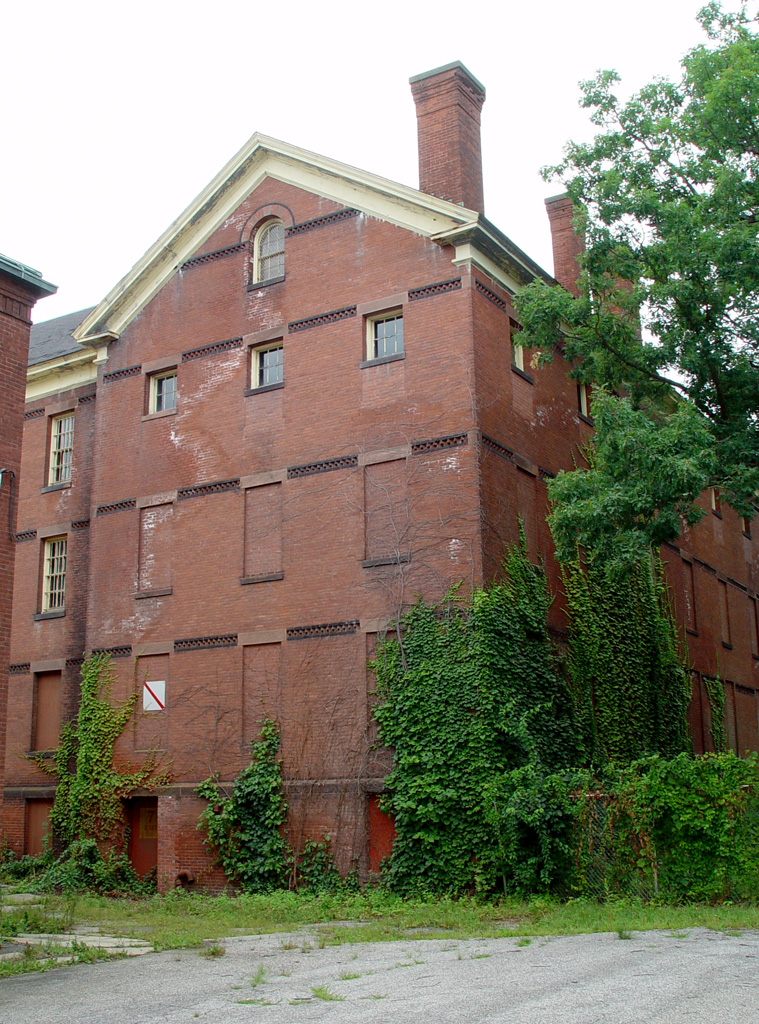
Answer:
252;343;284;389
711;487;722;517
42;537;67;612
509;318;525;372
578;382;591;419
367;313;403;360
254;220;285;282
149;370;177;414
49;412;74;485
741;515;751;538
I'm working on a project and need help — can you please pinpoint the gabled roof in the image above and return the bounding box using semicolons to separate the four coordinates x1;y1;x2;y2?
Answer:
73;134;483;346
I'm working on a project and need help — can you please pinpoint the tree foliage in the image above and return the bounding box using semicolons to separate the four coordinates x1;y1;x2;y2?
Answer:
515;2;759;560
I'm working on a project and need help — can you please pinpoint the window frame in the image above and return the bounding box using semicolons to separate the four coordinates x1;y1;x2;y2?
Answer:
250;341;284;391
148;369;178;415
578;382;592;421
48;412;75;486
365;311;404;363
41;536;67;614
252;219;285;284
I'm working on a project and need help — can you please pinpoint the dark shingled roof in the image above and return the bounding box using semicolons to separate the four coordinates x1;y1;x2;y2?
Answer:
28;308;95;367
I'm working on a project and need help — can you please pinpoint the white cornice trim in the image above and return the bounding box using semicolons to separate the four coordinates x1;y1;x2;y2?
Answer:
73;135;478;346
26;348;98;402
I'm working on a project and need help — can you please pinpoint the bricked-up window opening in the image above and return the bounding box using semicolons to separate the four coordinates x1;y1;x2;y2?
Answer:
364;460;410;563
138;503;173;593
255;220;285;282
149;370;177;413
42;537;66;611
49;412;74;484
719;580;731;646
253;343;283;388
33;670;61;751
243;483;282;580
683;561;698;632
368;313;403;360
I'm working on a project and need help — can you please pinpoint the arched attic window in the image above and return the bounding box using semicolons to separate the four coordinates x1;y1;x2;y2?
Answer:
253;219;285;283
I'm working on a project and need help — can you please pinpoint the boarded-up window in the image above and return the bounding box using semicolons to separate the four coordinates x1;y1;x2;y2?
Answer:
138;503;173;592
33;671;61;751
683;561;697;632
364;460;409;562
243;483;282;580
243;643;282;748
516;467;537;558
25;799;54;856
719;580;732;646
135;654;169;751
724;680;737;752
735;685;759;755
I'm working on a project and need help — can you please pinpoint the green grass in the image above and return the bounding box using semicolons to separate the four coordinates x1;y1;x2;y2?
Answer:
3;889;759;957
311;985;344;1001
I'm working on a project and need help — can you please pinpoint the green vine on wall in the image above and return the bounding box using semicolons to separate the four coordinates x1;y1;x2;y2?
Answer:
197;719;289;891
372;539;576;894
562;555;691;766
33;654;171;851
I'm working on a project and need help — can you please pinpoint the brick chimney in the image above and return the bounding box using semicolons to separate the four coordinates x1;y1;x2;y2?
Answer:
410;61;486;213
545;193;584;296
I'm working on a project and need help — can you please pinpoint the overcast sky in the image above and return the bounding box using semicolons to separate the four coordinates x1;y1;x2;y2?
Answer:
2;0;744;323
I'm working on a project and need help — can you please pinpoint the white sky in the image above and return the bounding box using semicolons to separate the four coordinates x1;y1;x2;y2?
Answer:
2;0;744;323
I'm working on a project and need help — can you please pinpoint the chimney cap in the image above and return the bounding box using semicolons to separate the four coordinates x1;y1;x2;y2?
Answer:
409;61;486;98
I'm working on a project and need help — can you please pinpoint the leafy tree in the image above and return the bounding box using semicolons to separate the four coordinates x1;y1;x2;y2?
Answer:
515;2;759;564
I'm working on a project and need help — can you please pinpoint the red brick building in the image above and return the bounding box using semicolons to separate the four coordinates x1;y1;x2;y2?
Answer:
3;63;758;887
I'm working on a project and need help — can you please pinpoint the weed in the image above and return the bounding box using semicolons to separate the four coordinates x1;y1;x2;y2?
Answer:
470;953;491;959
338;970;361;980
360;994;388;1000
311;985;344;1001
250;964;267;987
199;943;225;957
617;929;632;940
237;999;280;1006
516;938;531;947
669;930;689;939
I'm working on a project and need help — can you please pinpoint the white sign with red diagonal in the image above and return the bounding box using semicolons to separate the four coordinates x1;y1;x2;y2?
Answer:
143;680;166;712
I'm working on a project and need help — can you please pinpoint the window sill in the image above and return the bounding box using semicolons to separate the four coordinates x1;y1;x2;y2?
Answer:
247;276;285;291
360;352;405;369
142;408;177;422
712;510;723;520
134;587;173;600
41;482;71;494
33;610;65;621
362;554;411;568
28;749;56;759
753;654;759;662
244;382;285;396
722;641;733;650
239;572;284;585
579;413;594;427
511;365;534;385
743;531;752;540
685;628;699;637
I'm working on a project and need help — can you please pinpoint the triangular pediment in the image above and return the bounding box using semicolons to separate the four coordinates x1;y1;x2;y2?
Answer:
73;134;481;345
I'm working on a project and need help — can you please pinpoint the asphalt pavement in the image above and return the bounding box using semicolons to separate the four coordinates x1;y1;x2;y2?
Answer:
2;926;758;1023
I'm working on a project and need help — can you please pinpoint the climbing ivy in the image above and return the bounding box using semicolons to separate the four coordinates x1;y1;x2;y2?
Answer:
373;540;575;894
562;555;691;765
197;719;289;891
34;654;170;850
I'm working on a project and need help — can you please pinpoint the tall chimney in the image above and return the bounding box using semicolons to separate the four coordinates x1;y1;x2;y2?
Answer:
410;61;486;213
545;193;584;296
